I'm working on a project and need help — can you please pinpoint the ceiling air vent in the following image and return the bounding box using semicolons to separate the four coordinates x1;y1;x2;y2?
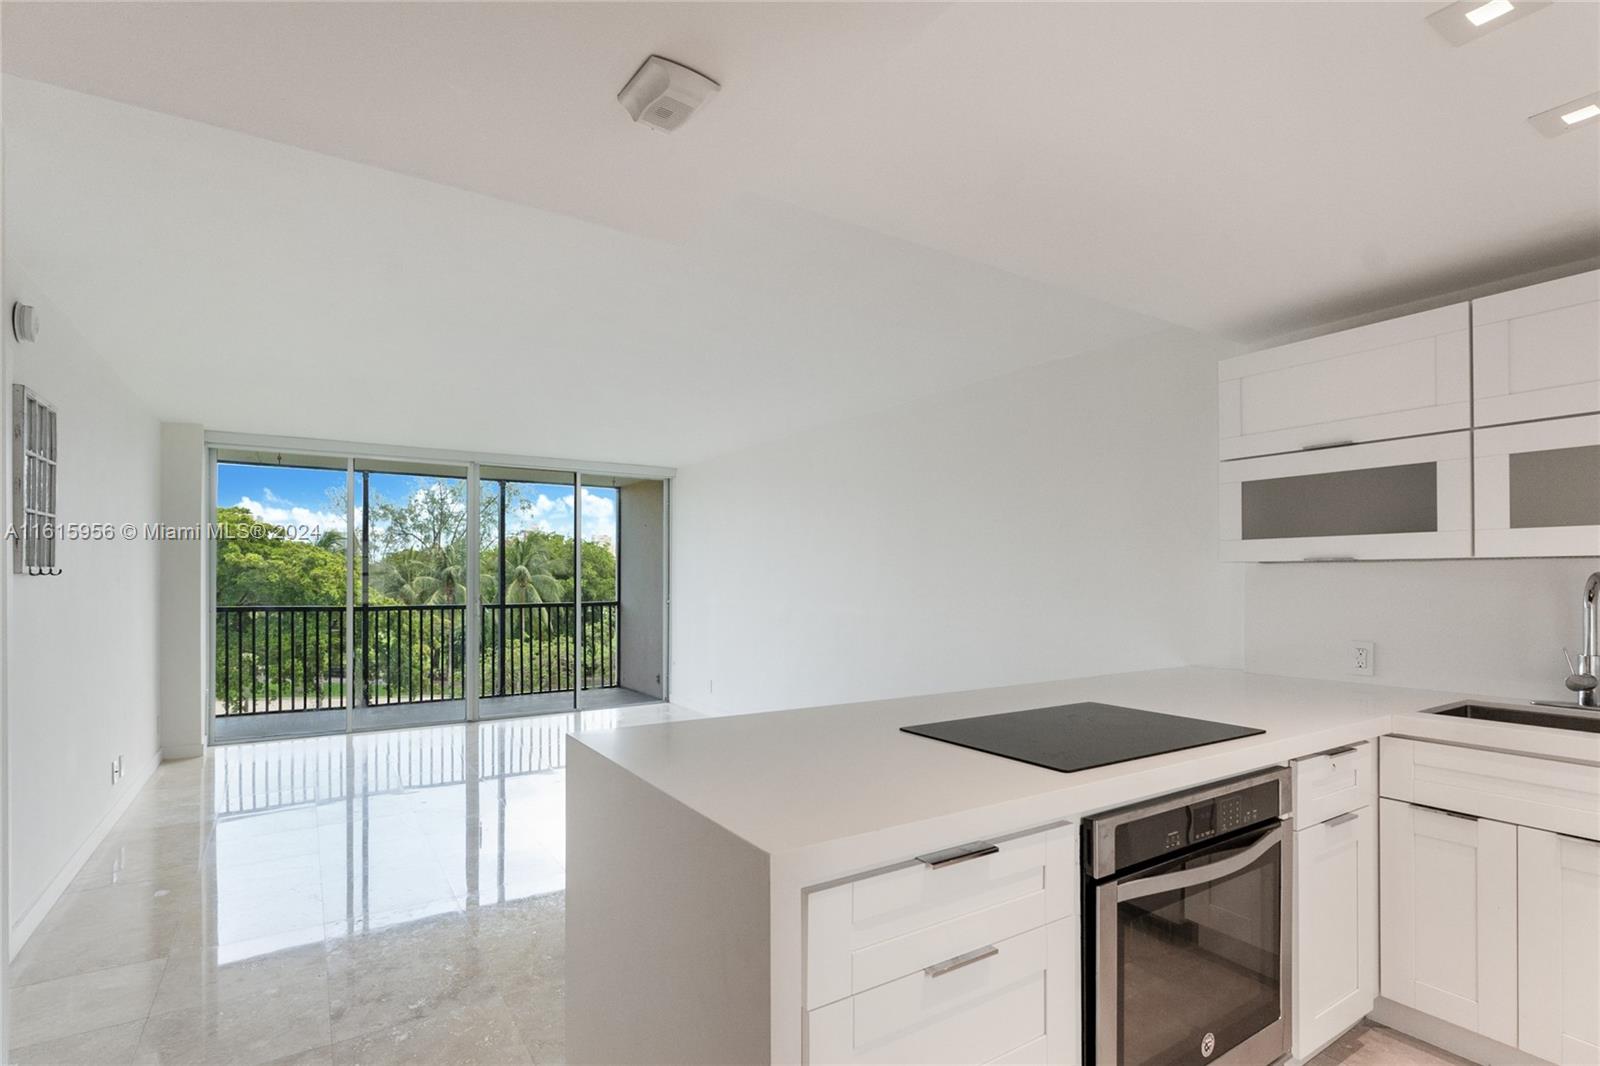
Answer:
618;55;719;133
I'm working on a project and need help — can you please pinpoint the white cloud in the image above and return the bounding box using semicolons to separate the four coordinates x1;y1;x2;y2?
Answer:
234;496;345;537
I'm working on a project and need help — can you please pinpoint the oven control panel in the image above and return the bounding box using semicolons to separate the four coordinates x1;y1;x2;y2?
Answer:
1102;775;1283;873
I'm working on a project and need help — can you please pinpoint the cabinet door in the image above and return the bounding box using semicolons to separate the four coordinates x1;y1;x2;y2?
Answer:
1293;807;1377;1061
1474;270;1600;427
1379;799;1517;1045
1518;828;1600;1065
1219;432;1472;561
1218;303;1470;460
1474;413;1600;558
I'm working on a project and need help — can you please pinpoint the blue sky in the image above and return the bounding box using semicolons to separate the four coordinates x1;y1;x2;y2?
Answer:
217;463;618;544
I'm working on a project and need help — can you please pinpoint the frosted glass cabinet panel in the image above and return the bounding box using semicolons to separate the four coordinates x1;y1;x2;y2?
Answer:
1473;270;1600;427
1475;414;1600;558
1219;433;1471;561
1217;303;1469;461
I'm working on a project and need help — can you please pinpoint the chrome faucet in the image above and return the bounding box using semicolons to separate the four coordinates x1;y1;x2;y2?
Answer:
1564;571;1600;709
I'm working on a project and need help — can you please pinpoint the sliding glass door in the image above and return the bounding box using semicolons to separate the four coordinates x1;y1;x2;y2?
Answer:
352;460;471;731
212;452;352;742
210;446;669;742
479;468;579;719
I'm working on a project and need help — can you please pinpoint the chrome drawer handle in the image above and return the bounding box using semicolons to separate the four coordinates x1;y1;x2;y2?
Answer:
917;841;998;869
925;945;999;979
1326;811;1360;827
1302;555;1358;563
1301;438;1355;451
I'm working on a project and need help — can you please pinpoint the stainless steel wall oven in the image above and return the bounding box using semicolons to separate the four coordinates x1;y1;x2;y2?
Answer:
1083;768;1292;1066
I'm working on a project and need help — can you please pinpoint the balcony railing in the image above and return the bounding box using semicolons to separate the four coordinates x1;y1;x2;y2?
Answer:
215;601;619;715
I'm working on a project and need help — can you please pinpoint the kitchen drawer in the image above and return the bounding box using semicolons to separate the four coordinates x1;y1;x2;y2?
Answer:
1218;431;1472;561
805;822;1075;1008
1217;302;1470;461
1380;736;1600;841
804;919;1079;1065
1293;741;1373;826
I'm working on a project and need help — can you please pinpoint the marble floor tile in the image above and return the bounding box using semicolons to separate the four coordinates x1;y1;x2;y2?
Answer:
1309;1021;1478;1066
12;875;198;984
9;958;167;1048
137;979;333;1066
150;939;331;1017
329;996;534;1066
8;1019;147;1066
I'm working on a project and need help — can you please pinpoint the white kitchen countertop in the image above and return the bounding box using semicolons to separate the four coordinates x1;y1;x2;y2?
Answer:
571;666;1507;877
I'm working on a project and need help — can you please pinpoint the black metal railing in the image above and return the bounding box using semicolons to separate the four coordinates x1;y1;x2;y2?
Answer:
215;601;619;715
215;605;346;715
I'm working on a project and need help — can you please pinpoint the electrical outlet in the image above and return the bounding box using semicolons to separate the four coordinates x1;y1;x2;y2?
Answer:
111;754;125;784
1350;641;1375;677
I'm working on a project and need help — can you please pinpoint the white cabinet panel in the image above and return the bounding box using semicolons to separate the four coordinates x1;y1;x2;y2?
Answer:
806;823;1075;1008
1379;736;1600;841
805;920;1079;1066
1219;432;1471;561
1518;828;1600;1066
1474;413;1600;558
1293;742;1373;826
1217;303;1470;460
1293;805;1377;1061
1474;270;1600;427
1379;799;1518;1046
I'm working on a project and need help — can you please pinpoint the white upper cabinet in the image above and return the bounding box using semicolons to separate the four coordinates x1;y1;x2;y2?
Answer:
1473;270;1600;427
1219;431;1472;561
1517;827;1600;1066
1217;303;1470;461
1475;413;1600;558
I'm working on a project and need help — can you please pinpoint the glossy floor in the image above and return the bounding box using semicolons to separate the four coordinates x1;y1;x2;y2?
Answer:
8;705;688;1066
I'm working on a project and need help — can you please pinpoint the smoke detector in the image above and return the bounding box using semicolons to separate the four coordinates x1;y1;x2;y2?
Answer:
618;55;719;133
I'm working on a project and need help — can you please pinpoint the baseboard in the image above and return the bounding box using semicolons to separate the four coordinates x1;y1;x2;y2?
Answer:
1369;998;1544;1066
7;746;163;959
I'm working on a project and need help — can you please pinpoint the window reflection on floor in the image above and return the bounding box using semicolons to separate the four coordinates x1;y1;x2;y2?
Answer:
208;710;660;962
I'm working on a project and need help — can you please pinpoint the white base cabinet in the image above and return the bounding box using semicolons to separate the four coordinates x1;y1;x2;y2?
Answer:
1378;799;1518;1047
1293;805;1377;1061
804;823;1079;1065
1518;828;1600;1065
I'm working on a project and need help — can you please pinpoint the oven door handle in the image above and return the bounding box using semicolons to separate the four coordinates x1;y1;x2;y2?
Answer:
1116;827;1281;903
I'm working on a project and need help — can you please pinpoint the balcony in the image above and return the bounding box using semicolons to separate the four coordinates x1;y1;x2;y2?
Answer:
214;600;627;728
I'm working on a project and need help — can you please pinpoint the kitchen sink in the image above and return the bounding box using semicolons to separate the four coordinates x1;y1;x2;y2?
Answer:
1432;703;1600;734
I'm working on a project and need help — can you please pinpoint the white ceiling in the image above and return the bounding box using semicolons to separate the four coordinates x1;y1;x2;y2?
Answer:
2;1;1598;465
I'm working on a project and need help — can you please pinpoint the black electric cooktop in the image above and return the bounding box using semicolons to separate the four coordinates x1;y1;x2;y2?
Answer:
900;702;1265;774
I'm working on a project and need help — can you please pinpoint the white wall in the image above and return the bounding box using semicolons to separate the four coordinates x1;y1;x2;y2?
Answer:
1240;558;1596;703
158;423;207;757
669;328;1242;716
3;277;163;950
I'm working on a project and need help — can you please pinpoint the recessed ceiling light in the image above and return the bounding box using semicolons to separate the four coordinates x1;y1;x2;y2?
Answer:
1529;92;1600;137
1426;0;1549;45
1562;104;1600;125
1464;0;1515;26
